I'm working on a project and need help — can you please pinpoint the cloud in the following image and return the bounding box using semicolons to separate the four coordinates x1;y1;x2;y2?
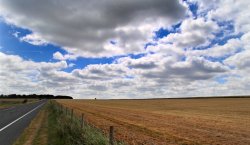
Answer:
136;55;228;81
116;53;229;85
207;0;250;33
53;52;64;61
0;50;249;99
1;0;250;99
225;50;250;69
72;64;130;81
0;0;187;57
88;85;108;91
188;38;243;58
12;31;20;38
160;18;219;48
204;39;242;57
118;55;158;69
20;33;48;45
0;52;72;95
53;51;77;61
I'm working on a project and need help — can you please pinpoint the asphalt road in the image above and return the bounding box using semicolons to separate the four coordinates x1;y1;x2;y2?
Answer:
0;100;46;145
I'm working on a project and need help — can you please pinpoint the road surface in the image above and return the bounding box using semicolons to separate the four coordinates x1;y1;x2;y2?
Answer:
0;100;46;145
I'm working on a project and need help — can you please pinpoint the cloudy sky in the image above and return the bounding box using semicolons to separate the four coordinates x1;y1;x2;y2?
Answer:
0;0;249;99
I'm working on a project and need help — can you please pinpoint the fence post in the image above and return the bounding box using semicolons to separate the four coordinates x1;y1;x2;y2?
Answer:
81;113;84;128
109;126;114;145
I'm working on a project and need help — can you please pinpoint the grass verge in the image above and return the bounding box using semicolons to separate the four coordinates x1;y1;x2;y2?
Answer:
14;101;123;145
13;105;48;145
48;101;111;145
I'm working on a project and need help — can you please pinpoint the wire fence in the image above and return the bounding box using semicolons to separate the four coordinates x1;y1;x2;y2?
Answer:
51;100;174;145
51;101;125;145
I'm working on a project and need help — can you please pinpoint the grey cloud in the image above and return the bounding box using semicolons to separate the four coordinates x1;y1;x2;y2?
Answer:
72;64;129;81
111;80;134;89
129;62;157;69
89;69;107;75
88;85;108;91
72;70;107;81
117;55;160;70
142;56;228;81
170;58;227;74
104;0;186;23
0;0;187;57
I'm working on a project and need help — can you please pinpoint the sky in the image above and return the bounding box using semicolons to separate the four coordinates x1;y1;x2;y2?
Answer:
0;0;249;99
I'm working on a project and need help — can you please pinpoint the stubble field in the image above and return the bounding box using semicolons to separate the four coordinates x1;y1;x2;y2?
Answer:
56;98;250;145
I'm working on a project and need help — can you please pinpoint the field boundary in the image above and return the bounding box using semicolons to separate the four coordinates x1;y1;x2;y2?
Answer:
52;101;123;145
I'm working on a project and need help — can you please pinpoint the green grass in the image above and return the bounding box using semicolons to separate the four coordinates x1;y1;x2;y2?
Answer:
0;100;23;108
48;102;111;145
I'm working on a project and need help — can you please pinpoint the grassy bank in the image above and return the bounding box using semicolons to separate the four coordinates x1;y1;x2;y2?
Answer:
48;101;110;145
14;105;48;145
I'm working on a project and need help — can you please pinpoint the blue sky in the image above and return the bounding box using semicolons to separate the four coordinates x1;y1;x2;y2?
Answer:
0;21;62;62
0;20;148;73
0;0;249;98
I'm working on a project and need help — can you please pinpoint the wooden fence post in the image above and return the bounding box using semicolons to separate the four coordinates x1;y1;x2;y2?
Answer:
81;113;84;128
109;126;114;145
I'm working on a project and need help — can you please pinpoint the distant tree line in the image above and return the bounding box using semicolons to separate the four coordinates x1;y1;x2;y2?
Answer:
0;94;73;99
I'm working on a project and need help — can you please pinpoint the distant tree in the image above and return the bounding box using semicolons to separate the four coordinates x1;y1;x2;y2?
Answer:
55;95;73;99
9;94;17;98
0;94;73;99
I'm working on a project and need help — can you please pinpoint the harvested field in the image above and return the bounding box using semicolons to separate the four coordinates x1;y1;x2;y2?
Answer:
57;98;250;145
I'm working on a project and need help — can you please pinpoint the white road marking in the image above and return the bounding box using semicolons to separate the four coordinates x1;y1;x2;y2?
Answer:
0;103;45;132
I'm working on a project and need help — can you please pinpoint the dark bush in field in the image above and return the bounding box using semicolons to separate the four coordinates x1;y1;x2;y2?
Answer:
22;99;28;104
